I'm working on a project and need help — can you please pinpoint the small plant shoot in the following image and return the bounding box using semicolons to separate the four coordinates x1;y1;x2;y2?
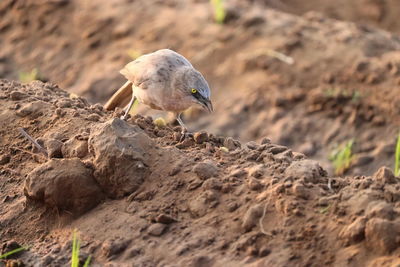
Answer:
210;0;226;24
329;139;354;176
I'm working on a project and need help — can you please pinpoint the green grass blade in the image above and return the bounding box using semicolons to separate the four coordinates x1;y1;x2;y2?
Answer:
71;230;91;267
71;230;79;267
83;255;92;267
0;247;26;259
395;133;400;176
329;139;354;175
18;68;39;83
210;0;226;24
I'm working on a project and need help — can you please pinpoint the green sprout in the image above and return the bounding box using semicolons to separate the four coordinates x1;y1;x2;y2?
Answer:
395;133;400;177
210;0;226;24
0;246;26;259
71;230;91;267
329;139;354;176
319;205;330;214
18;68;40;83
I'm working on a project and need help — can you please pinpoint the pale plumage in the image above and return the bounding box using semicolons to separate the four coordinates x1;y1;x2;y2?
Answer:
104;49;213;137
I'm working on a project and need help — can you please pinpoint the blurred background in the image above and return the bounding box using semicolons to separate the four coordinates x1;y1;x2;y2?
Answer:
1;0;400;176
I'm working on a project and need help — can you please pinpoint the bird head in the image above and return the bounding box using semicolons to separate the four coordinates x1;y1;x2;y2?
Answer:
175;67;213;113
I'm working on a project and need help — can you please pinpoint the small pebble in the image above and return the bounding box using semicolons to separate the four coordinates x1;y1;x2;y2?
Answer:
194;131;208;144
148;223;167;236
156;214;177;224
0;154;11;165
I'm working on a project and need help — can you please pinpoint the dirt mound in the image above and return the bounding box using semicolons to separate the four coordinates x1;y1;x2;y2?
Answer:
2;0;400;178
1;80;400;266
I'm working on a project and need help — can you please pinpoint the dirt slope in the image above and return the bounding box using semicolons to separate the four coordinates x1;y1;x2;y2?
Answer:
1;80;400;266
262;0;400;34
1;0;400;177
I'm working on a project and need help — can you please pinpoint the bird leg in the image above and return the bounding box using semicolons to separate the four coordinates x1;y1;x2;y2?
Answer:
176;113;192;142
121;95;136;120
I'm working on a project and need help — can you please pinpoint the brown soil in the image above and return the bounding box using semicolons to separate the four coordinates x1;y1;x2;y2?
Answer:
262;0;400;34
1;0;400;266
2;79;400;266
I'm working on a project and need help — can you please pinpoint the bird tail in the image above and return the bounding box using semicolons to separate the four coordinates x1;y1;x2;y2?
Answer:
104;81;133;110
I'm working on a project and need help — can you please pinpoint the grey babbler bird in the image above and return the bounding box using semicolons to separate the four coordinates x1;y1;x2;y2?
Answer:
104;49;213;138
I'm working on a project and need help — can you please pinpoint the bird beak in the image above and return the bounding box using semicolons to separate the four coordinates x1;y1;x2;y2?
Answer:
202;99;213;113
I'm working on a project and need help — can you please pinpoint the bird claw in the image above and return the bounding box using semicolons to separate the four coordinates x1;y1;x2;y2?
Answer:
120;113;130;121
179;130;193;142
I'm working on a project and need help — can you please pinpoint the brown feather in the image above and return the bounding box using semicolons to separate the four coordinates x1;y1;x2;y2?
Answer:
104;81;132;110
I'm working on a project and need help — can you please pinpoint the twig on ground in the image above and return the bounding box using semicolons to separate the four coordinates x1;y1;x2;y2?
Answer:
18;128;48;158
265;49;295;65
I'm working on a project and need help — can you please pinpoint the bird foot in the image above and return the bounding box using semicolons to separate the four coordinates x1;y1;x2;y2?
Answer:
179;130;193;142
120;113;129;121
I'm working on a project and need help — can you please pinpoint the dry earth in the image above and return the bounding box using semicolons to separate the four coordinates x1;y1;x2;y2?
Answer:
1;80;400;266
1;0;400;176
1;0;400;266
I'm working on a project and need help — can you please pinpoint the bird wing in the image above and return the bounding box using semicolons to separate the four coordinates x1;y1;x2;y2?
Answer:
120;49;193;90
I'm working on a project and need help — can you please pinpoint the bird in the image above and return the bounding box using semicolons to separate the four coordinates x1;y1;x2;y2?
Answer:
104;49;213;139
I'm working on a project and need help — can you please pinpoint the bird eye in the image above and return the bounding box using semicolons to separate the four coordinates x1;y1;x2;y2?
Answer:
191;88;197;94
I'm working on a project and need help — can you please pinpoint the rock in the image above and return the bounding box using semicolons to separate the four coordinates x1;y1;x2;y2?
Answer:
126;202;137;214
292;183;310;200
194;131;209;144
187;179;203;191
227;202;239;212
248;165;264;178
365;218;399;254
156;214;177;224
339;217;367;245
176;138;195;149
285;160;327;183
16;101;50;118
373;167;397;184
259;246;271;257
86;113;101;122
62;137;89;159
189;255;213;267
260;138;271;145
0;154;11;165
231;169;248;178
24;158;103;214
189;190;219;217
384;187;400;203
193;160;218;180
246;141;258;150
243;14;265;28
242;204;264;232
56;99;72;108
247;178;262;191
42;254;54;265
224;137;241;151
45;138;63;158
268;145;288;154
10;91;27;100
101;239;131;258
148;223;167;236
88;118;155;198
365;201;395;220
202;178;222;191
